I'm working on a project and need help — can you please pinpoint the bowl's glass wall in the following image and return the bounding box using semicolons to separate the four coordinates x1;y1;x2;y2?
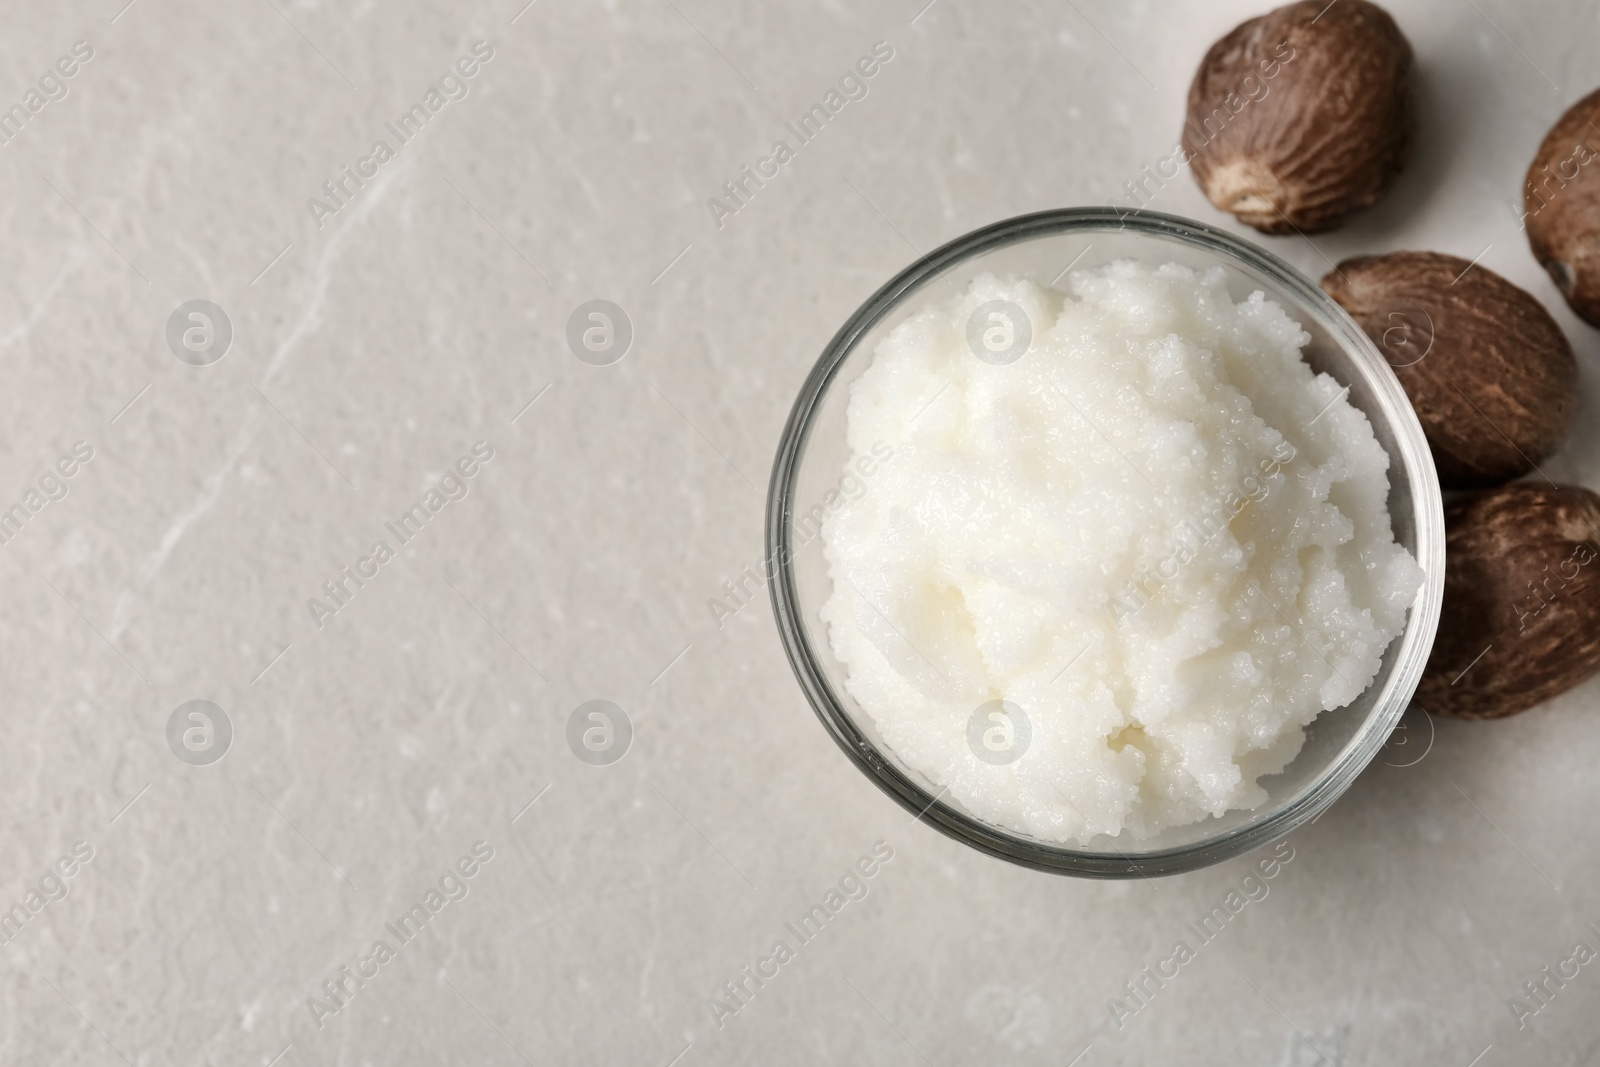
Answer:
772;210;1442;875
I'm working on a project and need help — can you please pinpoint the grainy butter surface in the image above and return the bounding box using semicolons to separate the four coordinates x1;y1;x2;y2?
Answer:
820;262;1422;842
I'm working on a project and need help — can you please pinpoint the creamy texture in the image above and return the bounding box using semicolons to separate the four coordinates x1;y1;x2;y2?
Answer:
819;262;1422;843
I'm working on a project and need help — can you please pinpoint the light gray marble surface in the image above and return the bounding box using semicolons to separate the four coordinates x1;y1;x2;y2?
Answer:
1;0;1597;1064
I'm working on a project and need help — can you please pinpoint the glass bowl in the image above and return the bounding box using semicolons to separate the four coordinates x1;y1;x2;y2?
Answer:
765;208;1444;878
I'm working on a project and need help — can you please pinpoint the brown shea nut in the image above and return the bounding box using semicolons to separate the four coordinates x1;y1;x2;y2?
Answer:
1524;88;1600;326
1320;251;1577;489
1417;484;1600;719
1183;0;1413;234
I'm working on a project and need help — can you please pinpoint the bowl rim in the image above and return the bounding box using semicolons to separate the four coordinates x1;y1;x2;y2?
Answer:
765;207;1445;878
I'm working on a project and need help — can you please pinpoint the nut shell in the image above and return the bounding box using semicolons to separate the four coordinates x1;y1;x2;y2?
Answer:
1320;251;1577;488
1524;88;1600;326
1183;0;1413;234
1417;484;1600;719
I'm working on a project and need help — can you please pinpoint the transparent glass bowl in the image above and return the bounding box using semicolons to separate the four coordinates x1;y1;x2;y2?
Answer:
766;208;1444;878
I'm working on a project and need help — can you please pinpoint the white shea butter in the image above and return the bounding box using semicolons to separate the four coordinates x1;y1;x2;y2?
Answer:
819;262;1422;843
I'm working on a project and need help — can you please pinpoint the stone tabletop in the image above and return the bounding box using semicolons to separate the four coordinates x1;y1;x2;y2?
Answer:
1;0;1597;1064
